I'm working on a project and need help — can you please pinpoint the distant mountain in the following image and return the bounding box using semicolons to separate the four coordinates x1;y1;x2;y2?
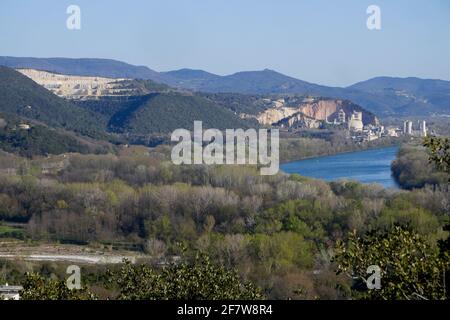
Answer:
175;70;450;116
0;56;166;82
349;76;450;93
162;69;220;83
347;77;450;115
1;56;450;117
163;68;343;96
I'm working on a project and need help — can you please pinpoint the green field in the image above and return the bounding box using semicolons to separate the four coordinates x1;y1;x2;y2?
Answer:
0;223;25;239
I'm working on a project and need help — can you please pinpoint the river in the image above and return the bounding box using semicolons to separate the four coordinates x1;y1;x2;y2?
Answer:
280;146;400;188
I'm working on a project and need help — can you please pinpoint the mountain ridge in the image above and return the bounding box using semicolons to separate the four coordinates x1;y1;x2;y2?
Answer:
0;56;165;82
1;56;450;117
0;66;252;140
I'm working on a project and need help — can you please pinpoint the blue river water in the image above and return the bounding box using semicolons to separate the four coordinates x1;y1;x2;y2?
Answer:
280;146;400;189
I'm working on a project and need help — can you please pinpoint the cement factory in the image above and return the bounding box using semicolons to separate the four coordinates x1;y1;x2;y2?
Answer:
331;109;427;142
402;120;427;137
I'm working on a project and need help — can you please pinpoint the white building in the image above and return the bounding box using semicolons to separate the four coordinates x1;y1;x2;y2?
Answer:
403;120;413;135
403;120;427;137
18;123;30;130
0;284;22;300
349;111;363;132
387;128;398;137
338;109;346;123
419;120;427;137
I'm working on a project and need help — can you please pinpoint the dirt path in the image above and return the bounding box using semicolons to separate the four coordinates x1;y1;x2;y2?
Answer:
0;253;135;264
0;241;140;264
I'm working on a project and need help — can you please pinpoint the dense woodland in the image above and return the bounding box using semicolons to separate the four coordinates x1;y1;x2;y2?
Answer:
0;113;114;157
0;139;448;299
392;144;449;189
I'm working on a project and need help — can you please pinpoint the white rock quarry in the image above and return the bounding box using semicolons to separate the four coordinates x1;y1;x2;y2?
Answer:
17;68;136;99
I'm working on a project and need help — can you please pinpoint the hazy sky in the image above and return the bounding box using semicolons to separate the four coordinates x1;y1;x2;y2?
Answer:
1;0;449;86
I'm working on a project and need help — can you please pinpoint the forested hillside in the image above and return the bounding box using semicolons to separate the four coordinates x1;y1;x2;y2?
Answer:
0;66;105;138
0;113;114;157
0;66;253;146
106;93;251;134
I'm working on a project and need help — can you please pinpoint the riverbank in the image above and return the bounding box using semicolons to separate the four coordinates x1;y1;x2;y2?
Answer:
281;146;400;188
279;136;404;164
391;144;450;189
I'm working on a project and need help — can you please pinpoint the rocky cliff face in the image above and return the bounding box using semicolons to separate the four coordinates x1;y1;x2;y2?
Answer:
17;69;138;99
255;98;378;127
256;106;298;124
275;112;321;129
299;100;343;121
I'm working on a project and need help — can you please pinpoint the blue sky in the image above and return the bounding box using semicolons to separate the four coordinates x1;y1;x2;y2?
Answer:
0;0;449;86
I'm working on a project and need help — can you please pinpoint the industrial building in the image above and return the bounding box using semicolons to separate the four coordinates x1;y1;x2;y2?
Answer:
348;111;364;132
403;120;427;137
